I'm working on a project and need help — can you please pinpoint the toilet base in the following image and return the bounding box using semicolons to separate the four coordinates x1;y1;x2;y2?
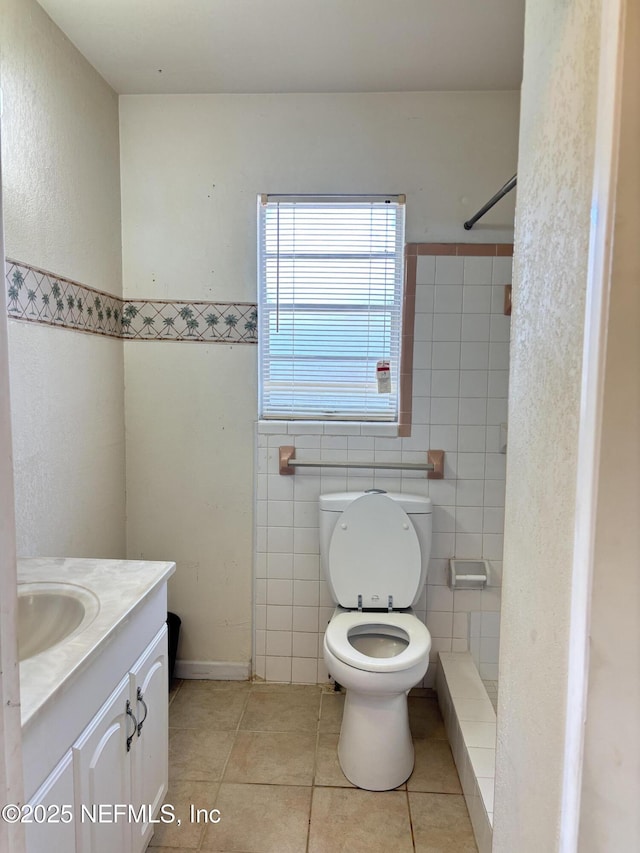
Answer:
338;688;414;791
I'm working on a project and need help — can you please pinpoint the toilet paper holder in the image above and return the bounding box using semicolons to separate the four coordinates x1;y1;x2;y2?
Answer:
448;559;489;590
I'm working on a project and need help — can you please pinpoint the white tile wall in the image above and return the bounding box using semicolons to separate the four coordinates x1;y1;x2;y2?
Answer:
253;253;510;684
470;610;501;681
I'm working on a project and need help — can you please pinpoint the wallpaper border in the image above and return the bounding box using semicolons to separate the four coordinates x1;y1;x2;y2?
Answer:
4;260;257;344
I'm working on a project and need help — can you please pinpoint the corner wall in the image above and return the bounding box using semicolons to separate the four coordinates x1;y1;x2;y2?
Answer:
0;119;26;853
0;0;125;557
578;1;640;847
493;0;601;849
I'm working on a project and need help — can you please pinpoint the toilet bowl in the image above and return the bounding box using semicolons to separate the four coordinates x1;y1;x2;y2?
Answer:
319;491;433;790
324;609;431;790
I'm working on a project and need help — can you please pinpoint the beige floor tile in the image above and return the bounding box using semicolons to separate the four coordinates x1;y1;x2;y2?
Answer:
224;731;316;785
407;739;462;794
240;688;320;732
318;692;344;733
308;787;413;853
169;729;235;782
314;733;354;788
200;783;311;852
409;792;478;852
409;697;447;739
170;682;250;730
148;779;217;849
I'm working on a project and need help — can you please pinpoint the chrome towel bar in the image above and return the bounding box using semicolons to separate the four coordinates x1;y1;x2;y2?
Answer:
279;446;444;478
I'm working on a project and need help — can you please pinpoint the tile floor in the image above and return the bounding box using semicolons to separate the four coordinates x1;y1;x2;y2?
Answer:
150;680;478;853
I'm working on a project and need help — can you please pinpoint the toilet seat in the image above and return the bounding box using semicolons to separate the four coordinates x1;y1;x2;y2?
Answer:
325;610;431;674
328;494;422;609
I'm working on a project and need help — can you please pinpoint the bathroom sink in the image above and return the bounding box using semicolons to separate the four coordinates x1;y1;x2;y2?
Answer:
17;582;100;662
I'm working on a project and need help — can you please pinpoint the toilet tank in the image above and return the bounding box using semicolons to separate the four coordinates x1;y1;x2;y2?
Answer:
319;491;433;607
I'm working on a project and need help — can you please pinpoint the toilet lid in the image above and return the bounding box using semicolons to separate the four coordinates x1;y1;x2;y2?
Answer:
328;493;421;609
325;610;431;673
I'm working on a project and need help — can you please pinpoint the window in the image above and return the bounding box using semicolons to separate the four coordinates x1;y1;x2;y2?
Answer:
258;194;406;421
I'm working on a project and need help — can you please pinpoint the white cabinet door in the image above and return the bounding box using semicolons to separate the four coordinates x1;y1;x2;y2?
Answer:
130;625;168;853
25;751;75;853
73;676;133;853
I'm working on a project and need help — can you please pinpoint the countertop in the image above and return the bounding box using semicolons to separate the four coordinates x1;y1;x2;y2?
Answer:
18;557;175;729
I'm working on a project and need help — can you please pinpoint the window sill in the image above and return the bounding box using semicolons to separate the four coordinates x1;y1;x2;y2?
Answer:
256;420;399;438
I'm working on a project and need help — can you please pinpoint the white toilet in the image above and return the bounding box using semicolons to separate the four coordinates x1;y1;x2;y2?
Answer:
319;490;433;791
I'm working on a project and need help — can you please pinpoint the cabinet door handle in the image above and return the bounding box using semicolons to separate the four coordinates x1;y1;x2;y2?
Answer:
126;700;138;752
136;687;148;736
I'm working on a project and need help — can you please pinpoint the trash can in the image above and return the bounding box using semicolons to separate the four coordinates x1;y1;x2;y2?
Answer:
167;612;181;687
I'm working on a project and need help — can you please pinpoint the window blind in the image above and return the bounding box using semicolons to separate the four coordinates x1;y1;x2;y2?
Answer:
258;195;405;421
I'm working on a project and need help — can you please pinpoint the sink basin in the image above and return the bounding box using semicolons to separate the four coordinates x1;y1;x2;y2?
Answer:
18;582;100;662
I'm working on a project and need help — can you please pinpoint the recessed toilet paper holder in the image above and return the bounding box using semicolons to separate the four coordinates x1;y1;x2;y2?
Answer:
448;559;489;590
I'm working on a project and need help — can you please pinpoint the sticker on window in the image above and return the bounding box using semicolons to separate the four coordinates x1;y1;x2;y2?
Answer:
376;360;391;393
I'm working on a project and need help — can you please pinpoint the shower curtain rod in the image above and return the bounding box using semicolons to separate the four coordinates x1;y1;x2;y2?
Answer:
463;174;517;230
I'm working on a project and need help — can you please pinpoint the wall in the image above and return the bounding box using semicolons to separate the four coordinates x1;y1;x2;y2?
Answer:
0;0;125;557
255;247;511;684
493;0;601;850
0;124;26;853
579;1;640;847
119;92;519;669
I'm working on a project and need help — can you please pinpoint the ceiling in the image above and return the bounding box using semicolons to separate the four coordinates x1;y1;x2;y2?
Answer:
36;0;525;95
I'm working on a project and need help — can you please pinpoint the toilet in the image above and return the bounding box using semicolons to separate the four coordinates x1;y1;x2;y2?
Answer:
319;490;433;791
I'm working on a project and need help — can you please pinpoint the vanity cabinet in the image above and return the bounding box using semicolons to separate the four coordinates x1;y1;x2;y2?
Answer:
74;676;132;853
24;752;76;853
25;624;168;853
129;627;169;853
74;626;168;853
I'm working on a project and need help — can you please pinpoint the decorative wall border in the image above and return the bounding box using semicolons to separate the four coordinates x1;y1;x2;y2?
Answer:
121;298;257;342
5;260;124;339
4;260;257;344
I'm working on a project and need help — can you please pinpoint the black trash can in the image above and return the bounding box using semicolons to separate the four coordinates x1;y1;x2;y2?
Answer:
167;612;181;687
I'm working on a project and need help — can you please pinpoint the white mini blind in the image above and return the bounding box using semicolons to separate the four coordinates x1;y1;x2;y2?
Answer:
258;195;405;421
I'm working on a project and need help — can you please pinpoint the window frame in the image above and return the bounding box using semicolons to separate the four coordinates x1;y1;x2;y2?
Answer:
257;194;410;427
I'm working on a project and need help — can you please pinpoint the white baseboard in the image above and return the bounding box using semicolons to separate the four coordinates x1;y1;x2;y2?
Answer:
174;660;251;681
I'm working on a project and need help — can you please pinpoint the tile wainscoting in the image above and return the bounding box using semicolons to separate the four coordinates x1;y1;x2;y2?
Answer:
254;246;511;684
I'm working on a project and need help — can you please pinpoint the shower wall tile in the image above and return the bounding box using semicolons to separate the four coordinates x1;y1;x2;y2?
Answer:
254;248;511;684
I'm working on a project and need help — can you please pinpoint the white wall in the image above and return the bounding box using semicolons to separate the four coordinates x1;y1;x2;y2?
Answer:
0;0;125;557
0;122;26;853
493;0;601;849
119;92;519;666
124;342;256;666
578;1;640;847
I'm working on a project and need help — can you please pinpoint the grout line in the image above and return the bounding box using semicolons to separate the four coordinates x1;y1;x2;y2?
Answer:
221;686;253;768
405;784;417;852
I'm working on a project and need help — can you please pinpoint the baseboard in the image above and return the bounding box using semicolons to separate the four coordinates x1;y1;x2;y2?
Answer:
174;660;251;681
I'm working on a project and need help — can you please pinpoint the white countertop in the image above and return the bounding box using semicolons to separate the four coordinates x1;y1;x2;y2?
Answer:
18;557;175;729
